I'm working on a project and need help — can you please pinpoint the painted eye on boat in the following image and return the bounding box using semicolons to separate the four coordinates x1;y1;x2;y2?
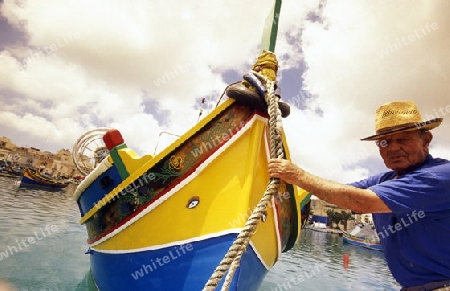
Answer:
187;196;200;209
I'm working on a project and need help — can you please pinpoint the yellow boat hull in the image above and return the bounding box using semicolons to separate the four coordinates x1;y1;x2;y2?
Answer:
74;98;310;290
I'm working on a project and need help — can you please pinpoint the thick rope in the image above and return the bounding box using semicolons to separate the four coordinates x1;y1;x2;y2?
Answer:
202;75;284;291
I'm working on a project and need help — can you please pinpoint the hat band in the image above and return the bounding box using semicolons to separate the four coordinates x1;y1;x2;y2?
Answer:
375;118;443;136
376;122;418;135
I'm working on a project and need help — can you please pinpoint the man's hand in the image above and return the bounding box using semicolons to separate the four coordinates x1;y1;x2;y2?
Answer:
268;158;302;186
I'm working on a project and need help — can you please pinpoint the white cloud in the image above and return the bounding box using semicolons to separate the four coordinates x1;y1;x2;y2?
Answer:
285;0;450;181
0;0;449;184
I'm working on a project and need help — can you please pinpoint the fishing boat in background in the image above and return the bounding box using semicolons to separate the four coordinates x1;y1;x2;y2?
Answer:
18;168;69;191
0;162;24;178
342;223;383;252
310;214;328;229
0;166;23;178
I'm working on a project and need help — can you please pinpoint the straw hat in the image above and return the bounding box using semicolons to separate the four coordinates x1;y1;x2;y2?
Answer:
361;101;443;141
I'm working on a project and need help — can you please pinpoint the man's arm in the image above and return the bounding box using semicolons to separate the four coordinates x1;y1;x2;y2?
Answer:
268;158;391;213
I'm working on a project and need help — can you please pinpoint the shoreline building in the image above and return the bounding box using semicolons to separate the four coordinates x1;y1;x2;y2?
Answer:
0;136;87;178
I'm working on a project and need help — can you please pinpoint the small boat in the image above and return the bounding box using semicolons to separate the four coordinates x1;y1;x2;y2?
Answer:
0;165;24;178
342;223;383;251
18;168;69;191
310;214;328;229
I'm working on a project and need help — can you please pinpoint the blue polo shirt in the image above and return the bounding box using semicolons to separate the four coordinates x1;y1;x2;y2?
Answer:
350;155;450;287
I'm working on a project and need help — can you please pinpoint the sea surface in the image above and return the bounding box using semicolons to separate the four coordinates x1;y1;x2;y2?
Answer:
0;176;401;291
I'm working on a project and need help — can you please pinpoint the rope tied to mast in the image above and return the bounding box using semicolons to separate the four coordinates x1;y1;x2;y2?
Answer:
202;57;285;291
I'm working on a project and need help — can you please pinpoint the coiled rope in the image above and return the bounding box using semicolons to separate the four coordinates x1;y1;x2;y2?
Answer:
202;71;284;291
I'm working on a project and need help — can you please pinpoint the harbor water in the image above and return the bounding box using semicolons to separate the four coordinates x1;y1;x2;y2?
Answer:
0;176;400;290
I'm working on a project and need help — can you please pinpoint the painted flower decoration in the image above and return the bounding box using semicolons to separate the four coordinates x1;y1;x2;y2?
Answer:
169;155;184;171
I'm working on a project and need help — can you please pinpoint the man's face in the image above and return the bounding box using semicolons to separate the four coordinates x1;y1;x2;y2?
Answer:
376;130;432;174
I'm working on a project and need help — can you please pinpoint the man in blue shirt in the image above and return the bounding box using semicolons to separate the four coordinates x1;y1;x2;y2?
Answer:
268;101;450;290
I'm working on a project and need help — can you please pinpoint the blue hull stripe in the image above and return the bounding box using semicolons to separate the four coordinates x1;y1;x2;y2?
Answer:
90;233;267;291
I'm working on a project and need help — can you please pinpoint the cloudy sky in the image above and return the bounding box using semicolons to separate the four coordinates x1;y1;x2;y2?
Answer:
1;0;449;183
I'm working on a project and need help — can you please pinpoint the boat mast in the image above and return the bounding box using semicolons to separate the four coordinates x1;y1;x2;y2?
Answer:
260;0;282;53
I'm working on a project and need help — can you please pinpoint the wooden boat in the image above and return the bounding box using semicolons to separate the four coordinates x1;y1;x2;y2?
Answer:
72;96;311;290
0;164;24;178
342;224;383;252
71;2;312;289
18;168;69;190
